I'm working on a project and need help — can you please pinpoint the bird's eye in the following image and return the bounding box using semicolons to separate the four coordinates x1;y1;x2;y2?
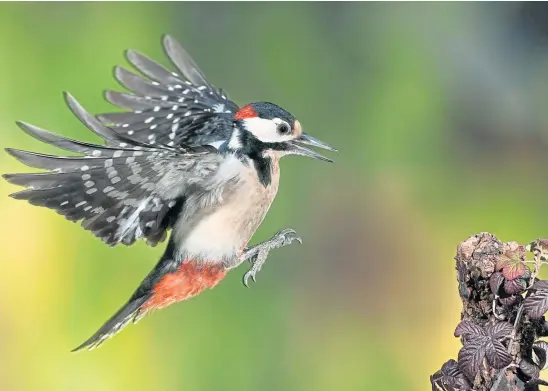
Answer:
277;123;290;135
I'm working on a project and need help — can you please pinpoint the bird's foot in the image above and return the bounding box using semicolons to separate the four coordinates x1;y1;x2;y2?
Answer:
242;228;302;287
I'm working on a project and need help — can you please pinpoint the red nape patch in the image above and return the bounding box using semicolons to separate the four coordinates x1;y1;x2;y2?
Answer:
142;262;227;311
234;104;257;120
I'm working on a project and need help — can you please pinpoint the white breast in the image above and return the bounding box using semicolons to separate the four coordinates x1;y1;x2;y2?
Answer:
172;155;280;265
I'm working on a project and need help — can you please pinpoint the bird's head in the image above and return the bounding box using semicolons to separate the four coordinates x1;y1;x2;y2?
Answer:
229;102;337;162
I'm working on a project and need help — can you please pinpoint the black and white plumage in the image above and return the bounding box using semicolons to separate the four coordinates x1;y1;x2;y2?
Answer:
5;92;220;247
98;36;238;149
4;36;236;247
3;35;336;351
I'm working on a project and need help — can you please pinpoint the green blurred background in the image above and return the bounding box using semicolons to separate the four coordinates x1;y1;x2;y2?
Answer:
3;2;548;390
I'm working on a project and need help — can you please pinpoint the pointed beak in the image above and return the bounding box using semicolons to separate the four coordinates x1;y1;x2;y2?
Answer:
297;133;338;152
288;132;337;163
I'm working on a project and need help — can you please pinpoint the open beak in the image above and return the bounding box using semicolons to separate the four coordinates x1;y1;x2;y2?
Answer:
288;132;338;163
298;133;338;152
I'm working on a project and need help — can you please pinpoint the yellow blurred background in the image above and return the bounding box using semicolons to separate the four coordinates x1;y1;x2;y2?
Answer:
2;2;548;390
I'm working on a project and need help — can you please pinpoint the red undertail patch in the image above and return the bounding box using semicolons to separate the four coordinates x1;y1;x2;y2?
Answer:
234;104;257;120
142;262;227;311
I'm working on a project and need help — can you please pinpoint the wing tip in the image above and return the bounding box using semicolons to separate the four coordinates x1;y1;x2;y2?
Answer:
63;91;80;115
5;147;26;162
125;49;139;64
162;34;183;54
162;34;174;45
7;190;28;200
103;90;115;105
62;90;74;104
14;120;26;129
15;120;45;140
2;173;16;183
2;173;19;190
113;65;133;84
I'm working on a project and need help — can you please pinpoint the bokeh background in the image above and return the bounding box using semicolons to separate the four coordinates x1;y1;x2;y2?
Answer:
3;2;548;390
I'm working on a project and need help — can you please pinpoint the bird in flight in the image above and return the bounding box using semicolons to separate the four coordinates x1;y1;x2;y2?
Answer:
3;35;336;351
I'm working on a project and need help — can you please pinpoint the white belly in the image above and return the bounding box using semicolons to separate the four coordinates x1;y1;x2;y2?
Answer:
172;155;280;265
180;198;256;262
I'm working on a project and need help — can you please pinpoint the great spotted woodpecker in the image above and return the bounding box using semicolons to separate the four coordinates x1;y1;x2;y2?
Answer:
3;35;336;350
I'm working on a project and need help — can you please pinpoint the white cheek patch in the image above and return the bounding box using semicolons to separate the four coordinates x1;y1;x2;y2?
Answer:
243;117;293;143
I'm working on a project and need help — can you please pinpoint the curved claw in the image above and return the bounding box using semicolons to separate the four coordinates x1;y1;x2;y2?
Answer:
275;228;303;247
242;270;256;288
242;228;301;288
295;237;303;244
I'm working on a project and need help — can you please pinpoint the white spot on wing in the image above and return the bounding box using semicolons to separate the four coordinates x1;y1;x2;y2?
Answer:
213;104;225;113
116;197;151;242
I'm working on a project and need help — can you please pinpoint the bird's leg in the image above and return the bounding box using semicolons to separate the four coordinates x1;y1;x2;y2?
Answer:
241;228;302;287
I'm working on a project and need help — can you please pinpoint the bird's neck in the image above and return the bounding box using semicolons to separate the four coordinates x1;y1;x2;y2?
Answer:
240;151;279;187
225;125;281;187
251;155;273;187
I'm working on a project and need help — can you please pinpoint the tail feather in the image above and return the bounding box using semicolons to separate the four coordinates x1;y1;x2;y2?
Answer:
72;295;150;352
72;250;227;351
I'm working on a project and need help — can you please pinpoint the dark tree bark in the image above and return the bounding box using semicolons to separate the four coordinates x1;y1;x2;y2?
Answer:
431;233;548;391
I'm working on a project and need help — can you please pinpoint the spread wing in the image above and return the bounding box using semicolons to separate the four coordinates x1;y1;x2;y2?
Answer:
3;93;222;247
97;35;239;149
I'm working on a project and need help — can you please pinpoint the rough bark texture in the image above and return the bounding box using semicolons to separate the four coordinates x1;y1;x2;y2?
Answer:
431;232;548;391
